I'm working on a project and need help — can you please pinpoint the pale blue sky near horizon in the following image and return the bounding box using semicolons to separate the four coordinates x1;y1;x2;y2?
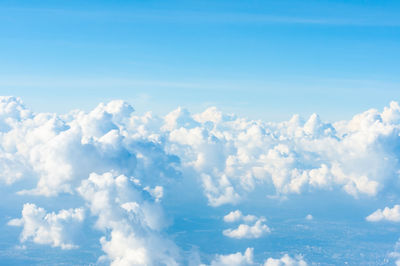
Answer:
1;0;399;121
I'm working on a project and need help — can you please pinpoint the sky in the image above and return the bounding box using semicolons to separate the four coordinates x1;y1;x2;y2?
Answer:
0;0;399;121
2;1;400;266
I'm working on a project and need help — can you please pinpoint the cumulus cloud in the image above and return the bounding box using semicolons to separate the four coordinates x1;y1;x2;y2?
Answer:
209;247;254;266
0;97;178;197
263;254;307;266
77;172;180;265
366;205;400;222
207;249;307;266
224;210;244;223
223;210;270;239
223;219;270;239
2;96;400;264
224;210;257;223
8;203;84;249
144;185;164;202
2;96;400;204
163;102;400;204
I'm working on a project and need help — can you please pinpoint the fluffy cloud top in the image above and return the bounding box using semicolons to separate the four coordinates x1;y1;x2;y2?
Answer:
2;96;400;264
264;254;307;266
366;205;400;222
223;210;270;239
209;248;254;266
2;97;400;204
78;172;180;266
207;249;307;266
163;101;400;204
224;210;257;223
223;219;270;239
8;203;84;249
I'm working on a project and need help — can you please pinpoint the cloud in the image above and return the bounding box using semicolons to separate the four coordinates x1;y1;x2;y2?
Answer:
224;210;257;223
0;96;32;124
77;172;180;265
224;210;244;223
163;102;400;204
223;210;270;239
263;254;307;266
366;205;400;222
2;97;400;204
0;97;178;197
144;185;164;202
209;248;254;266
2;96;400;263
389;239;400;265
8;203;84;249
207;249;308;266
223;219;270;239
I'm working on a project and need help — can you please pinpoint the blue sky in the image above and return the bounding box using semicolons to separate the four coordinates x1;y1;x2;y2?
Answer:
1;0;400;120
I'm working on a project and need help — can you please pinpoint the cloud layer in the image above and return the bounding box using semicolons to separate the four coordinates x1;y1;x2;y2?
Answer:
2;96;400;264
8;203;84;249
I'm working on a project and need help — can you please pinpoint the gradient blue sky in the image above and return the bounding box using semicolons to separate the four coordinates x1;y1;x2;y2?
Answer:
1;0;400;120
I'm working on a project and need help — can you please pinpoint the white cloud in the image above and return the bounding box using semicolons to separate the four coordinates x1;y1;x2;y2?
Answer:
2;96;400;263
389;239;400;265
0;96;31;124
77;172;180;265
162;101;400;204
263;254;307;266
224;210;243;223
305;214;313;220
223;218;270;239
1;96;400;204
207;249;307;266
366;205;400;222
224;210;257;223
8;203;84;249
209;248;254;266
144;185;164;202
223;211;270;239
0;98;178;198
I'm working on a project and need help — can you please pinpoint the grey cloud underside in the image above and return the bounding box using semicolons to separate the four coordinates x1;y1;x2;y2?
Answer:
2;96;400;265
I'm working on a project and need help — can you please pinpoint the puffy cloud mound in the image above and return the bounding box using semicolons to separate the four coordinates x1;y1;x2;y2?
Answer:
0;96;32;125
209;247;254;266
2;96;400;264
164;102;400;205
366;205;400;222
263;254;307;266
8;203;84;249
208;249;307;266
224;210;257;223
2;96;400;204
0;97;179;196
223;210;270;239
77;172;180;265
